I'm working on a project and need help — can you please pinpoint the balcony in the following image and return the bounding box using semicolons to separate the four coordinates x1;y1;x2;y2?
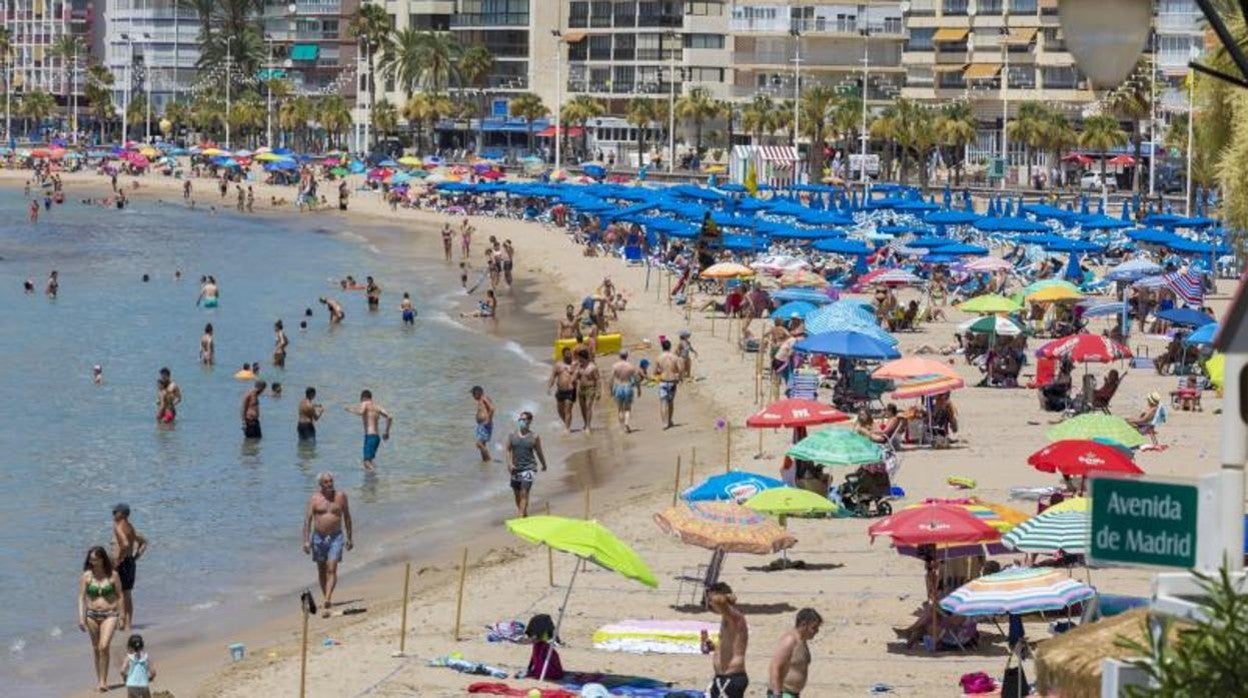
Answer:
1155;11;1202;33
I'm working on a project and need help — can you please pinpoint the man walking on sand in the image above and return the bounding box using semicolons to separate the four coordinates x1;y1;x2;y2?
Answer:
656;338;682;430
302;471;353;617
470;386;495;461
768;608;822;698
704;582;749;698
548;347;578;433
575;347;601;434
610;350;640;433
504;411;547;517
345;390;392;471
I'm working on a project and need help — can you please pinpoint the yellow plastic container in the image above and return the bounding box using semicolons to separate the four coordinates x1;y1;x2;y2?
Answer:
554;333;622;361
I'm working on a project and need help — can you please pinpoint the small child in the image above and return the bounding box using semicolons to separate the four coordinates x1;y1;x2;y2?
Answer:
460;262;469;289
121;634;155;697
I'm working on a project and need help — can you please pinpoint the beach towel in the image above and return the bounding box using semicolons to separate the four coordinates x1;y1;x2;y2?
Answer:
486;620;528;643
591;619;719;655
560;673;697;697
466;682;576;697
428;655;509;679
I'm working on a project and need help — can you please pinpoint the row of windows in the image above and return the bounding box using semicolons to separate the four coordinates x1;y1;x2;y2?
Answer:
569;1;711;28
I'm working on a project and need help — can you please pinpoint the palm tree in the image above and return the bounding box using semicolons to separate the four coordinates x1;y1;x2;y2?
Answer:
381;28;423;99
1007;101;1048;187
230;95;264;147
1080;113;1129;187
716;99;736;149
675;86;719;157
0;27;12;139
797;85;836;175
1041;109;1077;188
937;100;976;186
163;100;190;138
869;103;901;182
740;94;776;145
830;95;864;163
402;92;451;154
1106;60;1154;195
319;94;352;150
190;94;225;142
508;92;547;154
125;93;148;132
560;94;604;159
86;64;115;142
279;95;314;151
416;31;462;95
373;98;398;139
50;35;85;133
349;2;393;149
21;89;56;138
458;44;493;153
625;97;657;167
773;100;795;144
897;100;939;190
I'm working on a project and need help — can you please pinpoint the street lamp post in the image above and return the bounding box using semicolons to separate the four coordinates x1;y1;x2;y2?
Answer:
790;27;801;150
552;29;562;172
225;36;234;150
265;34;275;147
121;33;135;145
859;27;870;187
1149;30;1157;198
1185;60;1195;216
667;30;677;173
1000;23;1010;191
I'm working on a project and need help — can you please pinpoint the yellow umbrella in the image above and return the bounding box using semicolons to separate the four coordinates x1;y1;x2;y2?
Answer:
1027;285;1084;303
1207;352;1225;392
701;262;755;279
138;147;159;158
255;152;285;161
398;155;423;166
1045;496;1090;514
745;487;838;517
201;147;226;156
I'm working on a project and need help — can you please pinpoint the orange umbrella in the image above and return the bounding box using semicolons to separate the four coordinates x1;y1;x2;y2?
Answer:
872;357;960;381
891;374;965;400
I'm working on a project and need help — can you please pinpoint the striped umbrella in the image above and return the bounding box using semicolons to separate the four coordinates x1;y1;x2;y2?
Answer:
963;257;1014;273
873;269;923;286
872;357;960;380
804;310;899;345
653;501;796;555
892;374;965;399
940;567;1095;617
1035;334;1132;363
1001;501;1091;554
1046;414;1146;448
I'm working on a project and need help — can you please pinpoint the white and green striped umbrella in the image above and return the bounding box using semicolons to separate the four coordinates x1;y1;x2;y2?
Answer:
1000;509;1089;554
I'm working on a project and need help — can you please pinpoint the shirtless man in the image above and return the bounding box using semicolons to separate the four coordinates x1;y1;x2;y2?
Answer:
441;223;454;261
768;609;821;698
156;368;182;424
547;347;578;432
111;503;148;630
273;320;289;368
656;338;682;430
610;350;640;433
46;270;58;298
365;276;381;312
319;297;345;324
556;305;577;340
575;348;601;434
400;292;416;325
705;582;749;698
302;471;353;616
297;387;324;442
470;386;495;462
196;276;219;308
345;390;392;471
241;380;265;439
200;323;215;364
501;239;515;287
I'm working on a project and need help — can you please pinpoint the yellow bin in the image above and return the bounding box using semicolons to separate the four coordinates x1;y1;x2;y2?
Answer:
553;333;623;361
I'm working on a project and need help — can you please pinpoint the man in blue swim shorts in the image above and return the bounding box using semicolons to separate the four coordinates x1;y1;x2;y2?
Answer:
346;390;392;471
471;385;495;462
303;472;353;616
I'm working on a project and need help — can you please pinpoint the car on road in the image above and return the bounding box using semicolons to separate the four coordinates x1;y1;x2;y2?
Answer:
1080;172;1118;192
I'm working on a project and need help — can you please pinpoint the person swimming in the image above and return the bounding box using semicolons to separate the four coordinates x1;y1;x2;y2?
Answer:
197;276;219;308
400;292;416;325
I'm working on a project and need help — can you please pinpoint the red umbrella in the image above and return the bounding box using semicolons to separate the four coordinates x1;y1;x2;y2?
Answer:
1035;334;1132;363
1062;153;1092;165
745;398;849;429
1107;154;1135;167
1027;439;1143;477
868;503;1001;547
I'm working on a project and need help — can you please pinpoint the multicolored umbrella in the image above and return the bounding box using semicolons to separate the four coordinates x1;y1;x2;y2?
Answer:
963;257;1014;273
958;315;1025;336
907;498;1028;534
1035;334;1132;363
654;501;796;554
868;502;1002;547
1046;414;1146;448
682;471;786;503
940;567;1095;616
1027;440;1142;477
891;374;965;400
745;487;838;517
872;357;959;381
745;398;849;429
787;428;884;467
1001;501;1091;554
957;294;1022;314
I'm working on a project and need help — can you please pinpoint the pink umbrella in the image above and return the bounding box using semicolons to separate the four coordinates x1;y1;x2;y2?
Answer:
1035;334;1131;363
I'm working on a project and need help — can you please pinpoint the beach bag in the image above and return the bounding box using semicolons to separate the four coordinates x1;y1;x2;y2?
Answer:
1000;665;1031;697
959;672;995;694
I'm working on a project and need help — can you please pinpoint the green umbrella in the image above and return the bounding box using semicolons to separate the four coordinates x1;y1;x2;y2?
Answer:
1001;499;1090;554
506;515;656;680
958;315;1025;336
330;167;349;177
786;428;884;467
957;294;1022;314
745;487;839;517
1045;414;1146;449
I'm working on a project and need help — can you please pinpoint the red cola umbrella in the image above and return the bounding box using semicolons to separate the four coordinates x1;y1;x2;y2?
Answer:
1027;439;1143;478
745;398;849;429
868;502;1001;547
1035;334;1132;363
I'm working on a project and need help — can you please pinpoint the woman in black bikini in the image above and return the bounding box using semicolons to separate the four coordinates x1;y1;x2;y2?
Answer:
78;546;125;692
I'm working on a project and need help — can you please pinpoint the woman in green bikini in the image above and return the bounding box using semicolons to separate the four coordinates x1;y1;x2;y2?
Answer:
78;546;125;692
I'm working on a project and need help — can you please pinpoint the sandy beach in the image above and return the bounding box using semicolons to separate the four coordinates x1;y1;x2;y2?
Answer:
16;169;1229;697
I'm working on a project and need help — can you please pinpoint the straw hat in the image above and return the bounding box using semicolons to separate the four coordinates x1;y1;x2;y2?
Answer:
1147;392;1161;405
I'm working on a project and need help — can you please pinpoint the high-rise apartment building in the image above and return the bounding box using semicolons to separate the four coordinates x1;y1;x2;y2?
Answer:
261;0;360;96
4;0;93;102
102;0;198;115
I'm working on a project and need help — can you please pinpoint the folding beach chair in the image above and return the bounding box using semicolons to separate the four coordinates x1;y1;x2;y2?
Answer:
787;368;820;400
623;244;644;265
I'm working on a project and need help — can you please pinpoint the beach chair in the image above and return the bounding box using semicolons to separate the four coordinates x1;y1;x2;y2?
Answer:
787;369;820;400
623;244;644;265
1137;405;1167;445
673;549;725;609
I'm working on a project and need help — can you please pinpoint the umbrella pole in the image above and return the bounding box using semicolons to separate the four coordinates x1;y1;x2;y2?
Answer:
539;560;581;681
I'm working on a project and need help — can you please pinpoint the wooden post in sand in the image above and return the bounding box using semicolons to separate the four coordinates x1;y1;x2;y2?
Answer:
672;455;682;505
299;606;309;698
453;547;468;641
397;562;412;655
710;315;715;337
689;447;697;487
725;423;732;472
757;429;764;459
583;485;592;518
544;502;554;587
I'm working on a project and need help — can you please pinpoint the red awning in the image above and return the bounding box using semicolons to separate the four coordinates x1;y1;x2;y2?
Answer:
536;126;585;138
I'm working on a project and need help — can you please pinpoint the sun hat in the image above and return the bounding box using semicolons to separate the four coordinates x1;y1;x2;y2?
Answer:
1147;392;1161;405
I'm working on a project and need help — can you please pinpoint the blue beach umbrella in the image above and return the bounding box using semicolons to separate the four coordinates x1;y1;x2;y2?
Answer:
794;330;901;359
1185;322;1218;346
772;301;819;320
1155;307;1215;328
682;471;786;503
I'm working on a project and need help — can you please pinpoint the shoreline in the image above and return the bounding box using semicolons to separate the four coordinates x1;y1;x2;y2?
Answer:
17;170;734;698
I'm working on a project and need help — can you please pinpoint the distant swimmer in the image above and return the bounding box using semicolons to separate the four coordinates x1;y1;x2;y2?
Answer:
23;279;34;294
273;320;288;368
200;324;215;364
29;199;38;222
233;363;255;381
156;368;181;424
365;276;380;311
400;292;416;325
93;364;103;385
46;270;58;298
319;297;345;324
345;390;392;471
196;276;219;308
297;387;324;442
241;380;265;440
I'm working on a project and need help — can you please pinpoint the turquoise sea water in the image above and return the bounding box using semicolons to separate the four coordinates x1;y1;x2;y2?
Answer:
0;190;553;694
